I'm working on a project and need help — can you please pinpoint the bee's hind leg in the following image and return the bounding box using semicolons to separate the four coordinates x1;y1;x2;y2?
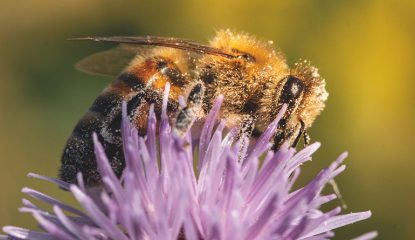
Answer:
174;82;205;135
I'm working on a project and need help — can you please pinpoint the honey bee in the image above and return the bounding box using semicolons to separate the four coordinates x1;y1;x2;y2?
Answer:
60;29;328;186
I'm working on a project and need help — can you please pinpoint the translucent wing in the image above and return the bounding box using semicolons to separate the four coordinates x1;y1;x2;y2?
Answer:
72;36;236;57
72;36;237;77
75;44;146;77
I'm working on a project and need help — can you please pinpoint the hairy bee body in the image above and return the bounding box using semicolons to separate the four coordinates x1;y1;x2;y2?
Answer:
61;49;189;185
60;30;328;186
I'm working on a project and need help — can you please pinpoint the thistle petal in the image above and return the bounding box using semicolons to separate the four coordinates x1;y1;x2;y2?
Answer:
2;92;373;239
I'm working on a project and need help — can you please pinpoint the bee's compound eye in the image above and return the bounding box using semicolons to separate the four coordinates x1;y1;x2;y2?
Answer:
280;76;304;102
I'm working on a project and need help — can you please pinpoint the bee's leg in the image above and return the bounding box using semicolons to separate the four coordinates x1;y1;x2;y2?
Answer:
237;114;256;161
271;119;306;151
238;114;256;140
272;133;283;151
292;119;306;148
175;82;205;135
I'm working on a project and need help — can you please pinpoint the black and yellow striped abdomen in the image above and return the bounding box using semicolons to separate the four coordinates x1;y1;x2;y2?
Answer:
60;48;189;186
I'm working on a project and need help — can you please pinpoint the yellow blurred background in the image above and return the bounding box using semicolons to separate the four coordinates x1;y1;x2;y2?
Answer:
1;0;414;239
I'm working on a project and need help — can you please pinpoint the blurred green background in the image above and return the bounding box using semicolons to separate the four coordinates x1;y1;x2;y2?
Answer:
1;0;414;239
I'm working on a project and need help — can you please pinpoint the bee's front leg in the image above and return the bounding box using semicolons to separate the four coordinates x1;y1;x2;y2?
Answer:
174;82;205;135
272;119;308;151
291;119;306;148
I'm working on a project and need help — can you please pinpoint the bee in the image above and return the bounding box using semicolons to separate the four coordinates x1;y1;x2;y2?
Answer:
60;29;328;186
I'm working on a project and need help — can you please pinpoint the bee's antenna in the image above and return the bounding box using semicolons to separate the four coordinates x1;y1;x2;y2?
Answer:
67;37;95;41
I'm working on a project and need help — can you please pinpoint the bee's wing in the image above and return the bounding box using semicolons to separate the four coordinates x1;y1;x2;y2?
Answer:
75;44;148;77
72;36;237;77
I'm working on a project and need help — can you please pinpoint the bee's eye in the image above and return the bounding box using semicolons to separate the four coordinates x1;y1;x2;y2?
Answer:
279;76;304;103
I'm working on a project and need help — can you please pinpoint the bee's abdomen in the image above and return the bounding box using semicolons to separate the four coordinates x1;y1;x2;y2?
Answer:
59;88;127;186
88;91;122;116
60;52;188;186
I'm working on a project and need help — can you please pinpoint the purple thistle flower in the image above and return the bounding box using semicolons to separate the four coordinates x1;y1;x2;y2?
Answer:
1;84;374;240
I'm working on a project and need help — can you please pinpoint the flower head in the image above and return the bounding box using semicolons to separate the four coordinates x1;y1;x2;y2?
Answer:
1;84;374;239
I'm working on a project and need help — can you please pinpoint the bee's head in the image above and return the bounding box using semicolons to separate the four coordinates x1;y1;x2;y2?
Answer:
270;74;306;147
290;60;328;128
272;61;328;148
